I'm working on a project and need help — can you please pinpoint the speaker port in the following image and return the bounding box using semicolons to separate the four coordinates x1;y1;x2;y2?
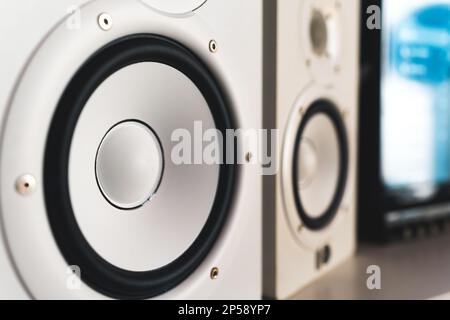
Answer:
316;245;332;270
323;245;331;264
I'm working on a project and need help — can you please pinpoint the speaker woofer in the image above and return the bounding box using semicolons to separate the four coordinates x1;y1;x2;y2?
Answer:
292;100;348;231
44;34;237;299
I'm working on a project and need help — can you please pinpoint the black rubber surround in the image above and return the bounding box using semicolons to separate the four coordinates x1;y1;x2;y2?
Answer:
292;100;349;231
44;34;237;299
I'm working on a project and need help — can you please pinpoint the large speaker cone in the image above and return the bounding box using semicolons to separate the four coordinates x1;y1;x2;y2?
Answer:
292;100;348;231
44;35;236;299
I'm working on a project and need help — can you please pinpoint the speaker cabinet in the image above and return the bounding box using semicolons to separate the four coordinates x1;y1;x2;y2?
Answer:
0;0;261;299
263;0;360;299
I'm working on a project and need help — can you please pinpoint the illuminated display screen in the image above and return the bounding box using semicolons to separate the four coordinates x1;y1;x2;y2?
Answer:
381;0;450;202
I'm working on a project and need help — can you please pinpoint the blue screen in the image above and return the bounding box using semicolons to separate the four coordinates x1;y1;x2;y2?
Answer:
381;1;450;201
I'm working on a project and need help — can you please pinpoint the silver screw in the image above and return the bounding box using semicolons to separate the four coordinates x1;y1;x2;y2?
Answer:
98;13;112;31
15;174;36;196
209;40;218;53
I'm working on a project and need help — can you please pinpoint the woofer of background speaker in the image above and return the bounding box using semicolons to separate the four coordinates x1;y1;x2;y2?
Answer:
263;0;359;299
291;99;348;232
0;0;261;299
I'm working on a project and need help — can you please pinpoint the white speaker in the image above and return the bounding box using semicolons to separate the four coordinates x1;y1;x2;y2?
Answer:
263;0;360;299
0;0;261;299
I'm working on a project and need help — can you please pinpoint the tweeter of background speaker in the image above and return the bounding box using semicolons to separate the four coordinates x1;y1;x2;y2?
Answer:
300;0;345;87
